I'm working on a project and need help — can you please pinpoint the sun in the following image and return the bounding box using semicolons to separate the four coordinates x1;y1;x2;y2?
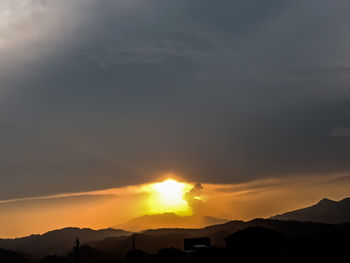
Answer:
144;179;193;216
153;179;187;205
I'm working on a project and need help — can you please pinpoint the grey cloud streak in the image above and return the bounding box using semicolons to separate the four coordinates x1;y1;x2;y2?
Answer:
330;127;350;138
1;0;350;199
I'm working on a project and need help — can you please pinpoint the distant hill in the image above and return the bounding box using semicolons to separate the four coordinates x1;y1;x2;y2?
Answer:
0;227;131;258
118;213;227;232
271;197;350;223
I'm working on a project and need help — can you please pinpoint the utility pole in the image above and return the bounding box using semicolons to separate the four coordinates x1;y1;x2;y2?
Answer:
73;238;80;263
132;234;136;251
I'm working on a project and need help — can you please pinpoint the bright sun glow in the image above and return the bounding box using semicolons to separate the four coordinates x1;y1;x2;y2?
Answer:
145;179;193;216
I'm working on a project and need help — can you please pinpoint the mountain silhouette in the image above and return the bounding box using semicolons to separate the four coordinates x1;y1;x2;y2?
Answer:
0;227;130;258
2;219;350;262
86;218;331;258
118;213;227;232
61;222;350;262
271;197;350;223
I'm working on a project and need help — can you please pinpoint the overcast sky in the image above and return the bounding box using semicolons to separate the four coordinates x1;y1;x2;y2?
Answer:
1;0;350;200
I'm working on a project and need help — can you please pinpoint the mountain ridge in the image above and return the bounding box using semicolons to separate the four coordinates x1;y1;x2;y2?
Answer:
271;197;350;223
117;213;228;232
0;227;131;257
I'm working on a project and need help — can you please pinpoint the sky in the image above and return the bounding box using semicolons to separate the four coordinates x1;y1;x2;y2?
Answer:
1;0;350;237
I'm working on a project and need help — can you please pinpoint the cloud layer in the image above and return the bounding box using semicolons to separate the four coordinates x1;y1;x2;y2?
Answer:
1;0;350;200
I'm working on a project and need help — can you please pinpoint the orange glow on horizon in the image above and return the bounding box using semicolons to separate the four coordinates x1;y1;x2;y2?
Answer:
3;174;350;238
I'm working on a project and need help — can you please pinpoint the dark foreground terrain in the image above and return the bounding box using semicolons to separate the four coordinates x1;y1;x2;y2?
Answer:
2;218;350;263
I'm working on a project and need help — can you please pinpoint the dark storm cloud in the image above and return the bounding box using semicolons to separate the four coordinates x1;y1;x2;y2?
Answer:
1;0;350;199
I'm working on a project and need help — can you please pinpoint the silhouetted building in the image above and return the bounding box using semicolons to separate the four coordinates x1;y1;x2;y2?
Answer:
184;237;211;253
225;226;286;256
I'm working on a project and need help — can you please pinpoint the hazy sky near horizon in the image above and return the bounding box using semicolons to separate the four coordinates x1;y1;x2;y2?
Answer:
2;174;350;238
1;0;350;205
